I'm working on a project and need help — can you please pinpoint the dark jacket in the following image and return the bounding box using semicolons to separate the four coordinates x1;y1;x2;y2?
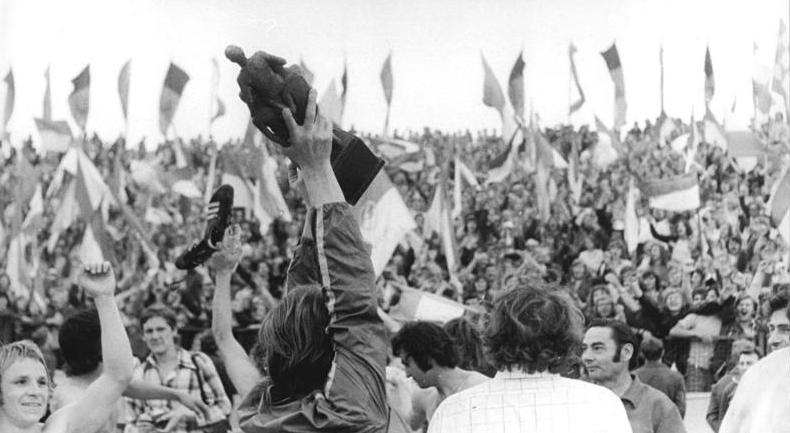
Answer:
237;203;389;433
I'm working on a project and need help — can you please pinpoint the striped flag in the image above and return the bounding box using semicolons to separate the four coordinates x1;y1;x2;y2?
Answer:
486;127;521;184
641;172;700;211
319;79;343;126
75;158;115;265
424;174;458;274
2;69;13;134
768;167;790;228
34;118;72;153
569;43;585;114
481;53;506;114
118;59;131;121
159;63;190;136
353;171;416;276
601;43;627;128
508;51;525;120
299;58;314;85
452;157;480;219
704;46;715;105
43;66;52;121
380;52;393;134
593;115;623;166
703;108;727;151
624;178;639;255
388;284;467;324
772;21;788;104
68;65;90;131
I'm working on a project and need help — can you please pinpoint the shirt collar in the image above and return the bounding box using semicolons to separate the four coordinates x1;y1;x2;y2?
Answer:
494;369;558;381
144;347;190;369
620;374;646;408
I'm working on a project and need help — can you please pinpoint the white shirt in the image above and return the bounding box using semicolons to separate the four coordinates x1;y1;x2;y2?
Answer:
427;370;632;433
719;347;790;433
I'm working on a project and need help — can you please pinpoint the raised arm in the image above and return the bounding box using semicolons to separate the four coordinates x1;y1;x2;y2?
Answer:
208;226;262;398
48;262;134;433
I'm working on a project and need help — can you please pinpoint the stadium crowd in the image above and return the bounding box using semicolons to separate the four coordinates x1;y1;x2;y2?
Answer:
1;108;789;432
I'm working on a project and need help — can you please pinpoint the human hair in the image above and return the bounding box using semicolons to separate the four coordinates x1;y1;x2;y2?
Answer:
640;338;663;361
257;285;333;399
139;304;178;330
59;309;101;376
768;294;789;316
587;318;638;369
484;284;583;374
443;317;493;376
391;321;458;372
0;341;51;404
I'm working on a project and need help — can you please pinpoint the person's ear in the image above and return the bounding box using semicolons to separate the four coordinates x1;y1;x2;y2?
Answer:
621;343;634;363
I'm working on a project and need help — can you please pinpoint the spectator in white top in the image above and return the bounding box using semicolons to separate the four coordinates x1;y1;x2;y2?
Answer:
428;284;631;433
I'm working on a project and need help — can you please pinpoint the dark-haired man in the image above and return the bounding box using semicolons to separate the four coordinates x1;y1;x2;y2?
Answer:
428;287;630;433
52;308;211;433
706;343;760;432
391;321;488;430
634;338;686;417
126;305;231;433
583;319;685;433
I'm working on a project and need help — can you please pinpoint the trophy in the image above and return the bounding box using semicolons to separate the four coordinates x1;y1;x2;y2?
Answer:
226;45;384;205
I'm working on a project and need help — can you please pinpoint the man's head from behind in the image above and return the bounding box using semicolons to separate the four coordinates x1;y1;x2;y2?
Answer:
140;305;178;357
639;337;663;362
257;285;333;399
766;295;790;353
391;321;458;388
582;319;637;384
59;309;101;376
484;285;583;374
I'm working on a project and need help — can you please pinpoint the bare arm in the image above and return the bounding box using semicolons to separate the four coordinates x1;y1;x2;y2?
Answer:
209;227;262;398
123;380;211;420
49;263;134;433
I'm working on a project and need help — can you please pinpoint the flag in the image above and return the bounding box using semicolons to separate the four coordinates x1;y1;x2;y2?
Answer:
658;114;676;146
703;109;727;150
452;157;480;219
725;131;769;157
624;178;639;255
508;51;525;119
2;69;14;133
641;172;700;211
380;52;394;105
481;53;506;114
34;118;72;153
486;127;521;184
569;43;586;114
75;157;116;265
5;234;31;299
380;52;393;134
704;46;715;105
159;63;190;136
299;58;314;85
353;171;416;275
373;136;421;160
768;167;790;228
319;79;343;126
424;173;458;274
21;183;44;235
118;59;131;121
593;115;622;166
210;58;225;124
388;284;467;324
341;59;348;117
43;66;51;121
68;65;90;131
601;43;627;128
772;21;788;103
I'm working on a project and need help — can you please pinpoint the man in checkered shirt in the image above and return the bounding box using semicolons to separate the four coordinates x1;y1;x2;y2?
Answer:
125;305;232;432
428;285;631;433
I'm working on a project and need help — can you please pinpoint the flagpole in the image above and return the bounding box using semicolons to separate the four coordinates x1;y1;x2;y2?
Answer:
383;105;391;137
567;54;572;124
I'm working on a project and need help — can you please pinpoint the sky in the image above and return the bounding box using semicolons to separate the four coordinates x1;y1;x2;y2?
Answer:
0;0;788;150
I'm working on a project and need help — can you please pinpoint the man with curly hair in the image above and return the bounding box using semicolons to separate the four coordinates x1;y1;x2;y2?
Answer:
428;286;631;433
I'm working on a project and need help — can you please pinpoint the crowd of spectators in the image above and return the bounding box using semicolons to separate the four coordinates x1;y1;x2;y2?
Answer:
1;110;789;407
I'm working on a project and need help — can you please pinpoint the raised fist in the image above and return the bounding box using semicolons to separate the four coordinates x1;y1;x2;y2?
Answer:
79;262;117;297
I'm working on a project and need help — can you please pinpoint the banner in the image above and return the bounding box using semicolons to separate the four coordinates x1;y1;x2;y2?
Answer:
641;172;700;211
68;65;90;131
569;43;585;114
601;43;627;128
2;70;14;133
704;47;715;105
118;59;131;121
34;118;72;153
508;51;525;119
159;63;190;136
481;53;506;114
